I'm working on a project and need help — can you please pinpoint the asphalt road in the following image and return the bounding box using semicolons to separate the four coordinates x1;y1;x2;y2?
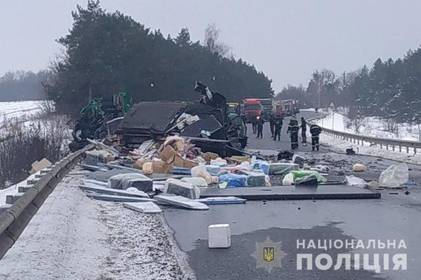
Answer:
164;111;421;280
246;111;322;152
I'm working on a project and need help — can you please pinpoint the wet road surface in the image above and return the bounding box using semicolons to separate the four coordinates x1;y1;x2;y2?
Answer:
164;111;421;280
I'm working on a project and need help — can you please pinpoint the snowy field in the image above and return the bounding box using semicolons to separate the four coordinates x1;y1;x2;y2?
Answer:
0;100;44;124
316;111;421;141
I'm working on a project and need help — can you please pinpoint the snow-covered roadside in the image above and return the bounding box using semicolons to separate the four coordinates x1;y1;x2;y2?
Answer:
97;202;193;280
0;173;108;280
0;170;194;280
320;133;421;165
0;172;41;207
316;111;421;141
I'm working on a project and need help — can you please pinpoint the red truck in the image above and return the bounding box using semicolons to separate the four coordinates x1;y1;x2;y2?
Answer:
241;98;263;123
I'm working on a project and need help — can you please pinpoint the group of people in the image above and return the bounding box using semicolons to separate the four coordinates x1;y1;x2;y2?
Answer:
250;114;322;151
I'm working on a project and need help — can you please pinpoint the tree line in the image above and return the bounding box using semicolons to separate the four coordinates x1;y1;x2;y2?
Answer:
0;71;50;101
278;47;421;123
45;1;274;116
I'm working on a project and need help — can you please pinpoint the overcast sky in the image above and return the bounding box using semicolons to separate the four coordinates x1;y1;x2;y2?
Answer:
1;0;421;91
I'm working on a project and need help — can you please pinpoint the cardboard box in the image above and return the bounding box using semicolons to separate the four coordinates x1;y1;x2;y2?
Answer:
152;159;172;174
159;145;177;164
173;155;198;168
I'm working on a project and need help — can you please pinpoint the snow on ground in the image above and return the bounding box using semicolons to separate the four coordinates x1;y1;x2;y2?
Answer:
316;110;421;141
0;172;42;207
0;169;193;280
319;132;421;165
300;108;316;112
0;100;44;123
312;109;421;164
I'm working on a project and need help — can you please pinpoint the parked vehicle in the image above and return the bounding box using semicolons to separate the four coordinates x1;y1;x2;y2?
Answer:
258;98;273;120
241;98;263;123
272;99;299;117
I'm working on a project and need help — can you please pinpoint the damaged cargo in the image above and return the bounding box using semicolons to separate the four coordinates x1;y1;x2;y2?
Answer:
117;82;247;156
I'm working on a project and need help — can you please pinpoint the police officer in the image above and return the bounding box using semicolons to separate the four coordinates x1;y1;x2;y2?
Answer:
256;116;264;139
310;124;322;151
252;116;258;134
273;116;283;141
269;114;275;137
287;117;299;149
300;117;307;143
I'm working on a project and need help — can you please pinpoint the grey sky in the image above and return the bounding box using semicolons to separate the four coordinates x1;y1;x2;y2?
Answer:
1;0;421;91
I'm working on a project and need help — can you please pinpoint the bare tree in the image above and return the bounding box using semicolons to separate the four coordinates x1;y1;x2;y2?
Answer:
204;24;230;57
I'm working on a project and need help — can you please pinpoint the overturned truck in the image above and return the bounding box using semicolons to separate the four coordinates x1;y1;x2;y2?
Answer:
117;82;247;156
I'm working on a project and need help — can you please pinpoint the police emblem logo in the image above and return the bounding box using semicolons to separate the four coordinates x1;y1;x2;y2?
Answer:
263;247;275;262
252;237;286;273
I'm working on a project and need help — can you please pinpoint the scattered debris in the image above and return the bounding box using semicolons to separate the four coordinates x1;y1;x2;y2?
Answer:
352;163;367;172
116;82;247;155
191;165;217;184
379;163;409;188
154;194;209;210
81;179;149;198
30;158;52;174
85;193;154;202
295;174;319;186
367;180;379;189
208;224;231;249
277;150;294;161
166;178;200;199
346;175;367;187
283;170;327;186
311;165;329;173
346;148;356;155
123;202;162;214
108;173;153;192
181;177;208;188
196;196;246;205
219;173;248;188
292;154;305;167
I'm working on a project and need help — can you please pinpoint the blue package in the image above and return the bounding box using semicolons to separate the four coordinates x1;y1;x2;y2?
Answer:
219;173;248;188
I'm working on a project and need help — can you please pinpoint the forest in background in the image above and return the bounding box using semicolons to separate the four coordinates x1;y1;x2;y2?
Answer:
3;0;421;126
0;71;51;101
44;1;274;116
278;47;421;124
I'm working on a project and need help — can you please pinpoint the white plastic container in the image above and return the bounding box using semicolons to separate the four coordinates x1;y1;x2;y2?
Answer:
208;224;231;248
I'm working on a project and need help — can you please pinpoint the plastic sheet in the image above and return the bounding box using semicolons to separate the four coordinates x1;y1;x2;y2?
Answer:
379;163;409;188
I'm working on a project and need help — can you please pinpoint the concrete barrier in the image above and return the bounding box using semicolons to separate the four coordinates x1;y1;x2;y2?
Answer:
0;144;93;259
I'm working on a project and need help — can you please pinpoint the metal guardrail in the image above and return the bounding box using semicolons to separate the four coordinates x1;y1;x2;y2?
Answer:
309;117;421;154
0;144;93;259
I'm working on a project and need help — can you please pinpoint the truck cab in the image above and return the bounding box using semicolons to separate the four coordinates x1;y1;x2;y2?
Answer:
242;98;263;123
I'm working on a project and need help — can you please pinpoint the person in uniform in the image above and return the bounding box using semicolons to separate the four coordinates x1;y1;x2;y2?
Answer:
273;116;283;141
256;116;264;139
269;114;275;138
300;117;307;144
287;117;300;149
252;116;258;134
310;123;322;151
